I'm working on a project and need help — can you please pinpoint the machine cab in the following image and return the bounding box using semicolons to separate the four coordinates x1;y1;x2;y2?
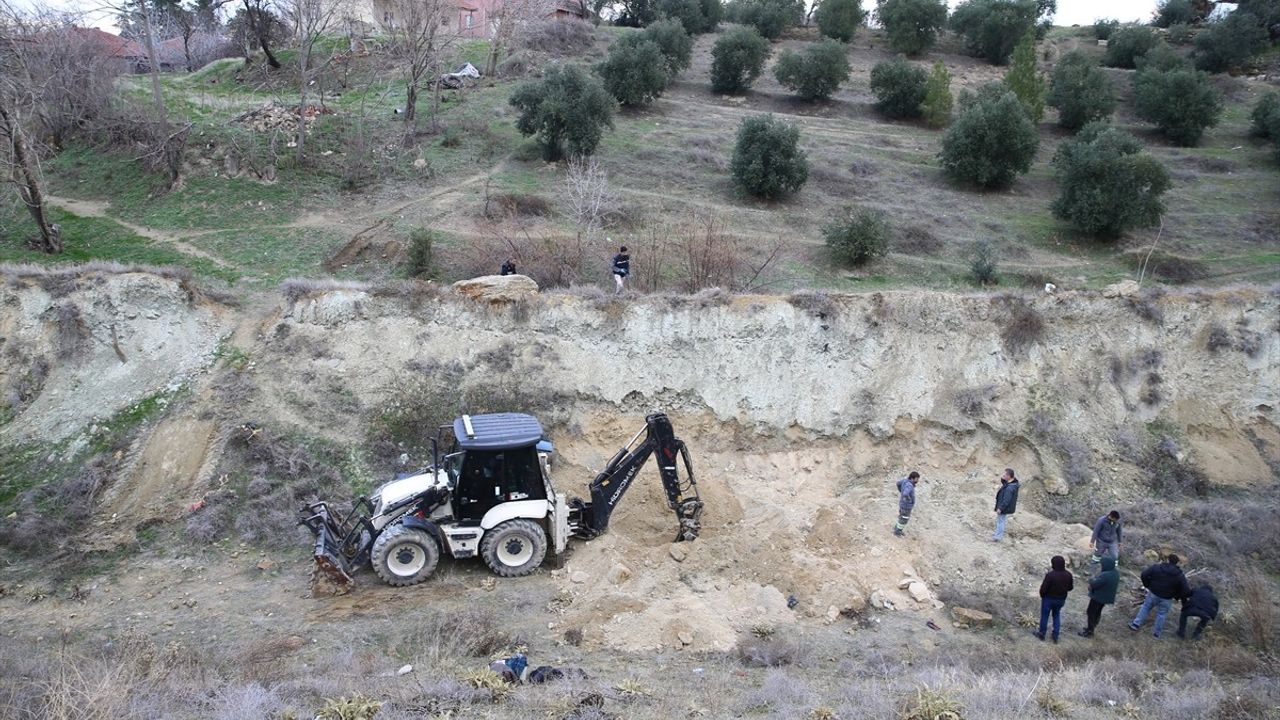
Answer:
444;413;554;524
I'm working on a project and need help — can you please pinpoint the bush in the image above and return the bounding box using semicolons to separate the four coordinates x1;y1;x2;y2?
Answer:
643;18;694;78
815;0;866;42
1193;12;1269;73
922;61;953;128
1046;50;1116;129
869;58;929;119
711;26;771;93
510;64;617;160
878;0;949;54
1165;22;1194;44
950;0;1038;65
1238;0;1280;39
730;114;808;199
1093;18;1120;39
407;228;439;278
970;240;998;284
824;207;890;266
597;37;669;106
774;39;850;100
1003;27;1045;122
655;0;714;34
1104;25;1160;68
940;85;1040;188
700;0;724;30
731;0;805;39
1155;0;1197;27
1135;42;1190;71
1133;67;1221;146
1252;92;1280;138
1051;123;1170;238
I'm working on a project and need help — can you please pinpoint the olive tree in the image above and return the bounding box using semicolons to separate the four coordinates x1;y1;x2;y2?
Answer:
1052;123;1170;238
511;65;618;160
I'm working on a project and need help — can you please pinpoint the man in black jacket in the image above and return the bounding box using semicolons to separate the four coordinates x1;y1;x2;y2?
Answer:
1177;584;1219;640
1129;554;1192;638
1036;555;1074;643
991;468;1019;541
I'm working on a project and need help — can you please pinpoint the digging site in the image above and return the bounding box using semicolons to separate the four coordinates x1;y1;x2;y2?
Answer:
1;268;1278;718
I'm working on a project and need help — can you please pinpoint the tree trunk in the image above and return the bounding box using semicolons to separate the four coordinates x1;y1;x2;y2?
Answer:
404;83;417;123
139;4;168;124
485;44;499;77
260;33;282;69
296;47;308;163
0;104;62;254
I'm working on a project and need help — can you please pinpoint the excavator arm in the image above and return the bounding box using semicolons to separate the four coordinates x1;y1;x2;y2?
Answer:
571;413;704;542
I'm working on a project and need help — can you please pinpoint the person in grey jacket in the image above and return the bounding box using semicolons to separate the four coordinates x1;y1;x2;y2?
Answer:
991;468;1019;541
894;471;920;537
1091;511;1123;562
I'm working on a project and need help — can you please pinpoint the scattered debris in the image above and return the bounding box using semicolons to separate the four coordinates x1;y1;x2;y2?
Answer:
233;103;335;133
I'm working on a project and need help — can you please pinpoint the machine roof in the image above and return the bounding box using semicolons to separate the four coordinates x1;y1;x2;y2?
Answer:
454;413;544;450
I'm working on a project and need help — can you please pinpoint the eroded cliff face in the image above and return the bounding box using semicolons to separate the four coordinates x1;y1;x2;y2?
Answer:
2;273;1277;651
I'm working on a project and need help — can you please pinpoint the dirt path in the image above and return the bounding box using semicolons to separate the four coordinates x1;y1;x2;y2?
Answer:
45;195;237;269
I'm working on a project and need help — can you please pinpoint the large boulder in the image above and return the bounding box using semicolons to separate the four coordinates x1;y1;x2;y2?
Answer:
452;274;539;303
951;607;994;628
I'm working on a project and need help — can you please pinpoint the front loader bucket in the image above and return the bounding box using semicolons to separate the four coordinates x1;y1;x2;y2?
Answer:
300;500;372;597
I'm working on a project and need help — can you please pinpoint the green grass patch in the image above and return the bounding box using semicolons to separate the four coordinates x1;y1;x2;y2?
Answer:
188;226;346;287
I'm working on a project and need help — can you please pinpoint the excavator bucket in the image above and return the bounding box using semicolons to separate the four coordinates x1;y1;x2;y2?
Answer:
299;500;374;597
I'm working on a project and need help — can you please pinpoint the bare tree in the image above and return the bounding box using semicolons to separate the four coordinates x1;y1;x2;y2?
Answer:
291;0;341;162
386;0;456;130
0;2;62;253
240;0;283;68
485;0;554;76
564;157;613;243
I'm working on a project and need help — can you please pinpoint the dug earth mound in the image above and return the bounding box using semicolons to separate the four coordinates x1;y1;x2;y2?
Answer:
1;270;1276;655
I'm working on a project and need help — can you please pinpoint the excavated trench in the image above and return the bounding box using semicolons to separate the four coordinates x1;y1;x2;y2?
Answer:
1;271;1277;651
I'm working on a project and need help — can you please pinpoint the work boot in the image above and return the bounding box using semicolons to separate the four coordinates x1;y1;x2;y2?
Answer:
1052;634;1059;644
893;527;904;537
1176;630;1186;639
1077;629;1093;638
1128;623;1140;632
1034;631;1045;641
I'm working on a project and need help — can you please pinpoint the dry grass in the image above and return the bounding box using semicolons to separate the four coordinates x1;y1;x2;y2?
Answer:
993;295;1045;356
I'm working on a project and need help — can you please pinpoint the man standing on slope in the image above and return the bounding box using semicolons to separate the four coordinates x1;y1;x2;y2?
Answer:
1078;555;1119;638
611;245;630;294
894;471;920;537
991;468;1020;541
1130;554;1191;638
1036;555;1074;643
1091;510;1123;563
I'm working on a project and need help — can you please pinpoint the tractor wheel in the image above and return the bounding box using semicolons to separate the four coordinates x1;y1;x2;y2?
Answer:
370;523;440;587
480;519;547;578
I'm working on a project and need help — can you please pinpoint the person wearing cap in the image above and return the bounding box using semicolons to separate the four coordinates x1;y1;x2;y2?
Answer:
893;471;920;537
1130;553;1191;638
1036;555;1074;643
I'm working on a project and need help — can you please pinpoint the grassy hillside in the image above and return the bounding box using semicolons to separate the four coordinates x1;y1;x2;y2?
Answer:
1;23;1277;293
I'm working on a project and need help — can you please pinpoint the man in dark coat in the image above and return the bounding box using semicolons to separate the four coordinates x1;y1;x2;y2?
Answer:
1078;555;1119;638
893;471;920;537
1129;554;1191;638
611;245;630;294
500;258;517;276
1177;584;1219;640
1036;555;1074;643
991;468;1020;541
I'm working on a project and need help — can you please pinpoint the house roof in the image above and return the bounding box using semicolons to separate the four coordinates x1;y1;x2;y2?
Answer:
453;413;545;450
60;27;145;59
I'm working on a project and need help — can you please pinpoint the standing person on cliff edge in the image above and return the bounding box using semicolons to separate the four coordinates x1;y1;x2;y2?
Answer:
992;468;1020;541
893;471;920;537
611;244;630;294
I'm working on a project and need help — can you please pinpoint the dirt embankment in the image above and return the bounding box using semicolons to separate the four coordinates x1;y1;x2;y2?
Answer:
2;274;1277;652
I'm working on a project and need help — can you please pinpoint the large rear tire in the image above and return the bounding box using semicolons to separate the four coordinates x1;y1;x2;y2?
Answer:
480;519;547;578
371;524;439;587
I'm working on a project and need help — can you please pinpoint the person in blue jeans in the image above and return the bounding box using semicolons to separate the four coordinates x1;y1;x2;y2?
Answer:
1036;555;1074;643
991;468;1019;541
1130;554;1191;638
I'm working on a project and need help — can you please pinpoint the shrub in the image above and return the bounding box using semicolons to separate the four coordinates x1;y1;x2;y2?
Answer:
407;228;439;278
1046;50;1116;129
1003;27;1045;122
597;37;669;106
774;39;850;101
877;0;949;55
823;206;890;266
1001;301;1046;353
1135;42;1190;71
730;114;808;199
1104;25;1160;68
1249;92;1280;138
1239;0;1280;39
940;85;1040;188
1155;0;1198;27
655;0;713;34
710;26;771;93
869;58;929;119
643;18;694;78
1193;12;1269;73
1133;67;1221;146
970;240;998;284
950;0;1038;65
510;64;617;160
815;0;866;42
700;0;724;30
1093;17;1120;39
922;61;953;128
732;0;804;39
1051;123;1170;238
1165;22;1194;44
